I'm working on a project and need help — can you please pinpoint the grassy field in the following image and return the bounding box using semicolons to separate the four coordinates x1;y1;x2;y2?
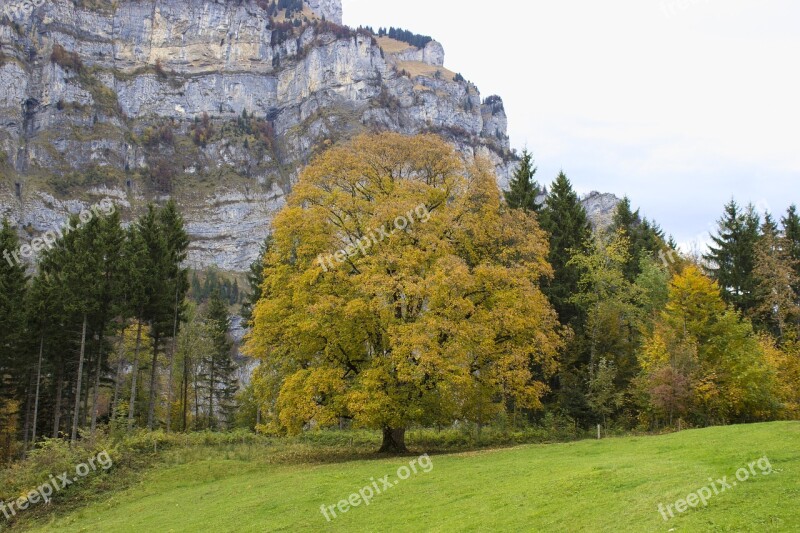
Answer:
20;422;799;532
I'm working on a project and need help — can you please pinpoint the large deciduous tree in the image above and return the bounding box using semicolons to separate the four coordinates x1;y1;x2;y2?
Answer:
245;133;564;452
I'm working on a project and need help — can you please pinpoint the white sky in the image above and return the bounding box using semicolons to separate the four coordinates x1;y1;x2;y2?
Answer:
343;0;800;250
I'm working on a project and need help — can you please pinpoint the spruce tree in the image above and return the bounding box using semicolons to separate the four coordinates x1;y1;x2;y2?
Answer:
703;200;760;314
539;172;592;325
503;149;542;213
0;219;29;448
124;216;155;430
203;292;237;429
782;204;800;285
38;214;104;442
157;200;189;432
752;217;799;338
242;236;272;325
610;197;666;281
88;210;125;434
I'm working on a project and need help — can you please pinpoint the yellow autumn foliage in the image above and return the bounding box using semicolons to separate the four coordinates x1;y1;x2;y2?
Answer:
244;133;564;434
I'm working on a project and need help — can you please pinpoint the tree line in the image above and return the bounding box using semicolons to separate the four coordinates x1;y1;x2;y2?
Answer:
504;148;800;429
0;201;242;463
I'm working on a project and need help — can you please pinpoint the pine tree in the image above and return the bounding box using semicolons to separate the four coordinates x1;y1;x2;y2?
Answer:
203;292;237;429
157;200;189;432
123;224;150;430
242;236;272;325
88;210;125;434
37;214;105;442
0;219;28;451
782;205;800;288
503;149;542;213
753;217;799;338
610;197;666;281
704;200;760;314
539;172;592;325
190;271;202;301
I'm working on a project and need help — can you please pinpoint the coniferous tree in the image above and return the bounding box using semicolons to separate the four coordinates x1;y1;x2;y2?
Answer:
539;172;592;325
202;292;237;429
782;205;800;289
37;214;104;443
610;197;666;281
157;200;190;432
242;236;272;325
704;200;760;314
753;217;799;339
136;201;190;431
125;217;154;430
24;270;54;447
0;219;28;453
503;149;542;213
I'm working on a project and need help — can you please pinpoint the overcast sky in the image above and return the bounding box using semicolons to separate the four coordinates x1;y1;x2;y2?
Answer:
343;0;800;251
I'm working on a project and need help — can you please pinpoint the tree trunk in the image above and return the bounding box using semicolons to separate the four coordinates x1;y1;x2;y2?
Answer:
379;427;408;454
165;339;176;432
22;367;35;453
71;314;88;443
31;336;44;446
182;351;189;432
165;282;180;433
193;363;199;430
53;365;63;438
147;331;160;430
81;347;92;428
90;343;104;435
111;331;125;418
128;321;143;431
208;358;215;430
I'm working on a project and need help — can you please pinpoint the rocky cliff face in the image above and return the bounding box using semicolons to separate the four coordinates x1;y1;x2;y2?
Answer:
0;0;515;271
581;191;621;230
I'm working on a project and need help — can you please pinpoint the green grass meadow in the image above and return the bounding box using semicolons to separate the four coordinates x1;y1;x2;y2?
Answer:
20;422;800;532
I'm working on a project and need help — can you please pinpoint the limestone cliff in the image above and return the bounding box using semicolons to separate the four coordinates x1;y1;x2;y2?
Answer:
0;0;514;271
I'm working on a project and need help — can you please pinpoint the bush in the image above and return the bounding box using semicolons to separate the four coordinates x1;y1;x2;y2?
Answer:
191;112;214;146
314;20;355;40
270;20;295;45
147;158;177;194
50;44;83;72
483;95;505;114
141;122;174;147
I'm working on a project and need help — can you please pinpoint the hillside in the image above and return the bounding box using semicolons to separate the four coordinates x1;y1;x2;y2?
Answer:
0;0;513;271
19;422;799;532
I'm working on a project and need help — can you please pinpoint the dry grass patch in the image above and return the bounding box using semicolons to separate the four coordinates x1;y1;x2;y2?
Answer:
397;61;457;81
377;36;413;53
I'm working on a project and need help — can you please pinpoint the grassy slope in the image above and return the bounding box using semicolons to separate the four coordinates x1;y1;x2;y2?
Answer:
24;422;800;532
377;36;413;53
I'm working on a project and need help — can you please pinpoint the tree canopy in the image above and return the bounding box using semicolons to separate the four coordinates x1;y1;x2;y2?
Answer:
244;133;564;451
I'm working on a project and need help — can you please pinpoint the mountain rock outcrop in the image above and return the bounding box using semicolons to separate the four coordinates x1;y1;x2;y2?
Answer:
0;0;515;271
